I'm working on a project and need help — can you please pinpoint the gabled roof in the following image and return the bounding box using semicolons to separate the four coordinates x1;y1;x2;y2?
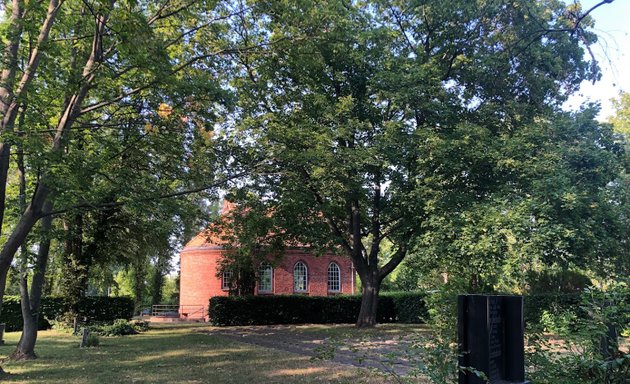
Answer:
183;200;235;248
183;200;318;251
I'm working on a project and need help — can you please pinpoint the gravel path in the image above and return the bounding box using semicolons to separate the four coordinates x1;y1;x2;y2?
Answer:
204;325;422;377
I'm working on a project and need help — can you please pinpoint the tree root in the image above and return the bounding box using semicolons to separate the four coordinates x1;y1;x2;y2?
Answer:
8;350;37;361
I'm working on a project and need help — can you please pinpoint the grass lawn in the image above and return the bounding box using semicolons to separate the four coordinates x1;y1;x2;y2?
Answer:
0;324;412;384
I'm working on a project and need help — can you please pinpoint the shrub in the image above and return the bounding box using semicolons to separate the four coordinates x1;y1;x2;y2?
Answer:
83;334;100;348
130;319;150;332
385;291;429;323
0;296;27;332
0;296;134;332
526;282;630;384
91;319;139;336
75;297;135;322
208;291;427;326
528;269;592;294
524;293;583;327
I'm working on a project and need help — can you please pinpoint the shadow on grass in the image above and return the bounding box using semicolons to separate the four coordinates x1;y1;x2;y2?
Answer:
0;325;392;384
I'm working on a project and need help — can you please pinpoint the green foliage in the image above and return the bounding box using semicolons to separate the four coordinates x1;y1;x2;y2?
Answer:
539;309;579;335
0;296;41;332
524;293;584;327
381;283;629;384
408;287;461;383
216;0;612;326
386;291;430;324
0;296;134;331
89;319;144;337
72;297;135;323
0;0;225;320
83;334;100;348
526;283;630;384
130;320;150;333
527;269;592;294
208;292;427;326
610;92;630;137
160;275;180;306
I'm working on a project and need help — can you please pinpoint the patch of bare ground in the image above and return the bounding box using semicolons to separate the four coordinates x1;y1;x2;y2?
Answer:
204;323;432;379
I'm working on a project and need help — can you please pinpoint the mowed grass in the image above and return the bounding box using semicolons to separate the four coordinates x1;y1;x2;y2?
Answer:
283;323;431;338
0;324;398;384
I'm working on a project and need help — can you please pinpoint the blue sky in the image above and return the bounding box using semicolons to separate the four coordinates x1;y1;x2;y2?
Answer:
563;0;630;120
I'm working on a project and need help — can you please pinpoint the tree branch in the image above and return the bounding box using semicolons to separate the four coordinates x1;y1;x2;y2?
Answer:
43;165;261;218
297;167;355;257
79;45;263;116
378;245;407;281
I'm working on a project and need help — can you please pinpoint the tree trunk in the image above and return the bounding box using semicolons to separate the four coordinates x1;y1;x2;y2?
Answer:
0;183;50;314
0;0;62;239
356;274;380;327
350;244;406;328
132;256;147;314
13;279;38;360
60;213;88;315
150;252;168;306
11;201;53;360
0;0;107;314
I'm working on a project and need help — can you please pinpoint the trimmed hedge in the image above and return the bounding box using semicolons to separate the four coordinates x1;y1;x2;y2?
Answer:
386;291;430;323
208;291;428;326
209;290;626;328
0;296;134;332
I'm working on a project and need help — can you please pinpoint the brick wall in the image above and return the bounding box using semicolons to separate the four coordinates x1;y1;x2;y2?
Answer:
179;246;227;320
259;250;354;296
179;246;355;320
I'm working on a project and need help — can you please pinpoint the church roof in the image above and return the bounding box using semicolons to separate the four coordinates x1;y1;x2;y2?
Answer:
182;200;235;249
182;200;315;251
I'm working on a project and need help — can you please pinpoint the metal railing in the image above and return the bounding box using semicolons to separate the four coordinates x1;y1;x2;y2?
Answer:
150;304;205;319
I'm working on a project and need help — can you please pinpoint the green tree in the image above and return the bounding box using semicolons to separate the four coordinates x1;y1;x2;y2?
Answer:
0;0;237;360
221;0;597;326
608;92;630;275
399;107;627;292
610;92;630;136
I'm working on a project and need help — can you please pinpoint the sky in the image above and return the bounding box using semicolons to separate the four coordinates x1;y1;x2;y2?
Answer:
563;0;630;120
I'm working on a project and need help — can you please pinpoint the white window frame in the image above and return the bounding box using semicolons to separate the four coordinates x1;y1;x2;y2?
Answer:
258;263;273;293
221;270;233;291
327;262;341;292
293;261;308;293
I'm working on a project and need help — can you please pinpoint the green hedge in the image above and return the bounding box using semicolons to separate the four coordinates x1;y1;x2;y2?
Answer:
209;290;625;328
208;291;428;326
386;291;430;323
523;293;583;326
0;296;135;332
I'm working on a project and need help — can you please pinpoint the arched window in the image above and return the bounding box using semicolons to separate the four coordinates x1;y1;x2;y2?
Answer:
258;263;273;293
221;270;233;291
327;262;341;292
293;261;308;292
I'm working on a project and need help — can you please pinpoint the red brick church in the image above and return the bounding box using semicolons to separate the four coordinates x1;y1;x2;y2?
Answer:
179;201;356;320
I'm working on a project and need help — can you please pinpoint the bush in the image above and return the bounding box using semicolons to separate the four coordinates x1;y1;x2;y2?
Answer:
85;333;100;347
91;319;139;336
0;296;28;332
75;297;135;322
524;293;583;327
0;296;134;332
130;319;150;332
385;291;429;323
528;269;592;294
526;283;630;384
208;291;427;326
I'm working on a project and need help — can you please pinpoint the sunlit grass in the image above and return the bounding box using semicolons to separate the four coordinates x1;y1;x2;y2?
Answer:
0;324;403;383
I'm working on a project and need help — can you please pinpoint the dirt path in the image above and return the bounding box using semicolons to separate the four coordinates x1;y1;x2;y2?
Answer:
204;325;424;377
